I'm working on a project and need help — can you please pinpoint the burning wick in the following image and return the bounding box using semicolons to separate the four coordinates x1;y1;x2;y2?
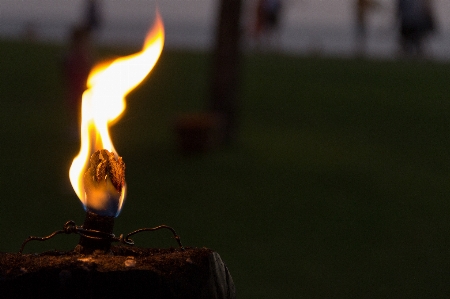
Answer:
77;149;125;254
83;149;125;217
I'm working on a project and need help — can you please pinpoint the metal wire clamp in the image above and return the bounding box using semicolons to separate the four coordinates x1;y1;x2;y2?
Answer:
19;220;184;254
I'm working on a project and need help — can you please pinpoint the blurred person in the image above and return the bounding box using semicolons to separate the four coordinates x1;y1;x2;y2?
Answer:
23;21;38;41
397;0;436;56
264;0;282;31
62;26;94;140
85;0;102;32
252;0;283;48
254;0;265;36
354;0;380;55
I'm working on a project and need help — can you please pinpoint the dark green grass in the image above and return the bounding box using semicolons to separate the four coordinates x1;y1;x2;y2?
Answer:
1;39;450;298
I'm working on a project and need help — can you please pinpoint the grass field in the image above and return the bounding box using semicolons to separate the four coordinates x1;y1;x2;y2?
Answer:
1;39;450;298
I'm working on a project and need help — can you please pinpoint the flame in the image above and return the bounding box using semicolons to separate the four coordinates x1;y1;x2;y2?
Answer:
69;12;164;217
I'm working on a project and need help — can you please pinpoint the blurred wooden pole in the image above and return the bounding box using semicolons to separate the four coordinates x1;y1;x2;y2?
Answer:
209;0;243;145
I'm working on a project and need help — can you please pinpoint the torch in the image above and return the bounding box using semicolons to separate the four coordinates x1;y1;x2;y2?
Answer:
19;12;182;254
0;11;236;299
67;11;167;254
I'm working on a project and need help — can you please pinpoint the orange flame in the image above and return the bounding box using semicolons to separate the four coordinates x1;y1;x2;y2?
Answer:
69;12;164;217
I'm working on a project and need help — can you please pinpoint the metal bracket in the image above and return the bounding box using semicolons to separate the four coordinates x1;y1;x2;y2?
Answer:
19;220;184;254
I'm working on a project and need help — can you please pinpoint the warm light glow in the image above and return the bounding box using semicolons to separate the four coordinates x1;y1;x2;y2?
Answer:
69;12;164;217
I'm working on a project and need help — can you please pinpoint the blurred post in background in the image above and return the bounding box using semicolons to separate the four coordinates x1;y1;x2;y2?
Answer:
209;0;243;146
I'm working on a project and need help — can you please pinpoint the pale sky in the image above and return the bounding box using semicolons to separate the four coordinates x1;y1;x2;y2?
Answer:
2;0;449;33
1;0;449;58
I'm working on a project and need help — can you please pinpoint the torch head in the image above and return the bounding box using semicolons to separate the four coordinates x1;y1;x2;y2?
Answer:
83;149;125;217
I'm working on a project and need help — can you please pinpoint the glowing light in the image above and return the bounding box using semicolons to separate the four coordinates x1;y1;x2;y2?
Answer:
69;12;164;217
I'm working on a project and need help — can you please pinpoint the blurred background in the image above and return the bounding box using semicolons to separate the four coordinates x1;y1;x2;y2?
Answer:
1;0;450;298
2;0;450;58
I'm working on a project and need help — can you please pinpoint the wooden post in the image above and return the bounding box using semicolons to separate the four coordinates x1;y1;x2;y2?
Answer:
0;247;236;299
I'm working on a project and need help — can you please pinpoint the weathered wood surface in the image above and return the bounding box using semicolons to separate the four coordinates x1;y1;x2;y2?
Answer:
0;247;236;299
